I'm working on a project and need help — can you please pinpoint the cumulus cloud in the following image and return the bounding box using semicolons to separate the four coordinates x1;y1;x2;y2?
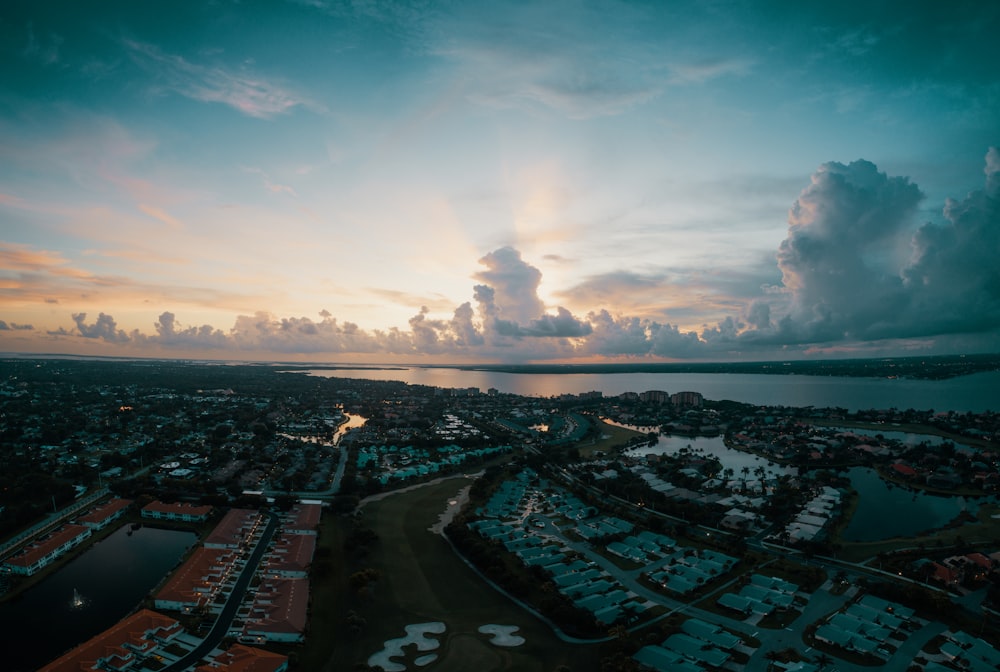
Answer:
773;159;922;341
739;148;1000;349
472;247;545;324
37;150;1000;361
0;320;33;331
72;313;130;343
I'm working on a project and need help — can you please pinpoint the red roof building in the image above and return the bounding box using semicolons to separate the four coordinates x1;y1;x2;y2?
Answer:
3;524;92;575
283;503;321;535
243;578;310;643
204;508;262;549
142;501;213;522
194;644;288;672
39;609;182;672
78;498;133;529
262;533;316;578
155;547;238;612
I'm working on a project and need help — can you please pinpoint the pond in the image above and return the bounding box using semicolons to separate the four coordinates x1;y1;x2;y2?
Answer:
840;467;973;542
625;434;795;481
832;427;952;447
0;523;197;672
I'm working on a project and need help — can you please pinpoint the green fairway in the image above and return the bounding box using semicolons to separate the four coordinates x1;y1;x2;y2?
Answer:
322;476;602;671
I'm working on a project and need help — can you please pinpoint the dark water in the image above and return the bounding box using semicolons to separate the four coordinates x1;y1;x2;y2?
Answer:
841;467;972;542
625;433;795;480
0;524;196;672
303;368;1000;413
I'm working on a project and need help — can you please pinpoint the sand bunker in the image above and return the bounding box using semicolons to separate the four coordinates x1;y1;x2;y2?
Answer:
478;624;526;647
368;622;447;672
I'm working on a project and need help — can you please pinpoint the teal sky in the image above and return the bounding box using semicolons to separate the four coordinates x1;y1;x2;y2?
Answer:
1;1;998;363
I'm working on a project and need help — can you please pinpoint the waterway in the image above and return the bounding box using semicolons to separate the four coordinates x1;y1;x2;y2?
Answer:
0;524;196;672
840;467;973;543
333;411;367;444
301;368;1000;413
624;434;795;481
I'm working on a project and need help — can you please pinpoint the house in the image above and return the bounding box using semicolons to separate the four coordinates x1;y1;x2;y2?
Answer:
204;509;262;549
242;578;310;643
142;501;213;523
77;498;133;530
194;644;288;672
39;609;183;672
3;524;92;576
155;547;238;612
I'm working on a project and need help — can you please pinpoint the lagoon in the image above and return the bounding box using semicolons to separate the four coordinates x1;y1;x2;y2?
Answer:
841;467;972;543
624;434;795;481
0;524;196;672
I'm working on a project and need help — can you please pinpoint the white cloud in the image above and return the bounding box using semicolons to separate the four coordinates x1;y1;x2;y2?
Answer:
123;39;316;119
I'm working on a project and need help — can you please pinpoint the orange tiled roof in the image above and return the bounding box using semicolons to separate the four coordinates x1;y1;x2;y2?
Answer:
194;644;288;672
4;524;91;568
245;578;309;635
264;534;315;574
287;503;321;531
156;547;236;606
39;609;181;672
77;498;133;524
204;508;260;547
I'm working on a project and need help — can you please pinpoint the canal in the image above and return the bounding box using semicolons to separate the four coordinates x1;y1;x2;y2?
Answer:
0;523;196;672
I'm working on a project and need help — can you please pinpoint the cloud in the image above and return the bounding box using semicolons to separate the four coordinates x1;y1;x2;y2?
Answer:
472;247;546;325
426;1;749;118
0;320;33;331
734;148;1000;350
772;158;923;341
123;40;315;119
28;149;1000;361
72;313;130;343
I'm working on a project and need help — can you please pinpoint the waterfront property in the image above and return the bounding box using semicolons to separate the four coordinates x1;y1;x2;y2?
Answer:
141;501;214;523
205;508;264;549
2;524;92;576
77;498;133;530
38;609;184;672
154;546;240;612
194;644;289;672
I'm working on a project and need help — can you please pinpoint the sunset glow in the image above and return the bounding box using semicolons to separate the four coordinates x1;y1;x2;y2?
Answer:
1;1;998;363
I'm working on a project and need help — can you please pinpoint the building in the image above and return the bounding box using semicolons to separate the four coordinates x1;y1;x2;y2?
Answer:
154;547;238;612
77;498;133;530
3;524;92;576
204;508;262;549
242;577;310;643
142;501;213;523
261;533;316;579
195;644;288;672
282;503;322;535
39;609;183;672
671;391;704;408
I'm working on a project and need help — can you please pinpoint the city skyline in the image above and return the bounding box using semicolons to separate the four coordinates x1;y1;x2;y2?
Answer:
1;1;999;363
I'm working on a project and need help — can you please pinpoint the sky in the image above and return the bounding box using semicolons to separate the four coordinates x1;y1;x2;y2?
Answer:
1;0;998;364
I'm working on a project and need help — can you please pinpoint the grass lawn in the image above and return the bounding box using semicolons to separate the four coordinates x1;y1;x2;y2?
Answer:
576;420;648;459
314;476;603;671
800;418;992;450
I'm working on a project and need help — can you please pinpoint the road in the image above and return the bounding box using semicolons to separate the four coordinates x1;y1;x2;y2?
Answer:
162;512;279;672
